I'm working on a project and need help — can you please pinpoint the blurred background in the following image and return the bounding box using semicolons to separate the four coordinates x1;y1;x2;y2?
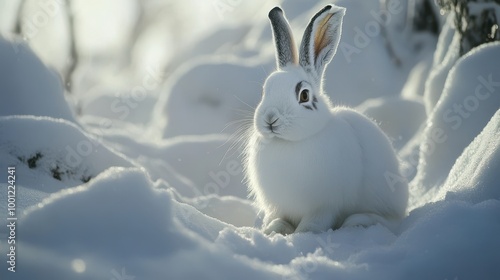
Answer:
0;0;278;89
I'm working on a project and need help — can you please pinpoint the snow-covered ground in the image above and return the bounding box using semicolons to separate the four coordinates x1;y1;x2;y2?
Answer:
0;0;499;279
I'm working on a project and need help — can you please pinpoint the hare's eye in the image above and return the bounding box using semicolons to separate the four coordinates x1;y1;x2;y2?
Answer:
299;89;309;103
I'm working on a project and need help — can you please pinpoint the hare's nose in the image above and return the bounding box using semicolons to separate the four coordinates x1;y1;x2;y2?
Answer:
265;113;276;124
265;118;279;133
265;117;279;126
264;107;280;122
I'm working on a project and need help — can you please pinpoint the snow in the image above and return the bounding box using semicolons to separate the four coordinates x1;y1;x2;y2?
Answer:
412;41;500;205
440;109;500;203
423;14;461;115
0;36;75;122
357;96;426;149
5;167;282;280
153;57;270;138
1;0;500;279
3;166;500;279
0;116;134;191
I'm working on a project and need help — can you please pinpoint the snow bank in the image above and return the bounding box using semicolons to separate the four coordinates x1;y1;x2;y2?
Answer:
324;0;435;106
3;167;280;280
154;58;269;138
87;132;249;200
423;14;461;115
78;85;160;126
412;42;500;203
401;55;433;100
357;96;426;149
0;116;133;194
324;0;407;106
62;125;253;225
0;36;75;122
440;109;500;203
391;199;500;279
4;165;499;280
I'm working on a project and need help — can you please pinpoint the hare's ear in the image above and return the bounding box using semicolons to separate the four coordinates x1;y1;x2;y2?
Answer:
299;5;346;78
269;7;298;69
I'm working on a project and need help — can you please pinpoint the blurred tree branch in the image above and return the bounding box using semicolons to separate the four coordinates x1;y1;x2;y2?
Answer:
437;0;500;55
13;0;25;35
380;0;441;67
64;0;78;93
412;0;440;35
13;0;79;94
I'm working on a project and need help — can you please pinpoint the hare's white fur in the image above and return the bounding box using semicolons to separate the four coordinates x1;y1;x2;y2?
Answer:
244;5;408;234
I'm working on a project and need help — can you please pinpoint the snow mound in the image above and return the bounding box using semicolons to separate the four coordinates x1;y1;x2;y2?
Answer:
423;13;460;114
95;133;249;200
440;108;500;203
19;168;195;255
325;0;434;107
357;96;426;149
0;116;133;193
154;58;269;138
79;85;160;126
392;199;500;280
4;167;280;280
5;166;499;280
401;55;433;100
412;42;500;202
0;36;75;122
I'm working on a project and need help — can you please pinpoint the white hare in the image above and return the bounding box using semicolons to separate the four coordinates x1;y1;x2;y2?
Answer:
244;5;408;235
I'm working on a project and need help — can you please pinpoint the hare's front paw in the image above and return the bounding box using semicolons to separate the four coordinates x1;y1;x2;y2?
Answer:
263;218;295;235
342;213;382;228
294;211;336;233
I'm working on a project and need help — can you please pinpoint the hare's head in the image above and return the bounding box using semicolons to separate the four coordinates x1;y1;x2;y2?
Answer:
255;5;345;141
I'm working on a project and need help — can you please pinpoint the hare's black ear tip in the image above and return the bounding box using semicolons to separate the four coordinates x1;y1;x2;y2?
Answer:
319;5;334;14
269;6;283;18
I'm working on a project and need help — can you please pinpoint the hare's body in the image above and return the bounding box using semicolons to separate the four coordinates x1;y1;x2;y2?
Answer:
247;107;407;233
244;5;408;234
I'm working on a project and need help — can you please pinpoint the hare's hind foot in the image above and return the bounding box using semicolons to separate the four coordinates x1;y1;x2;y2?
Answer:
342;213;400;232
264;218;295;235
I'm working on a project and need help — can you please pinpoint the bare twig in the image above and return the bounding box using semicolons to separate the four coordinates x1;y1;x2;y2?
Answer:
64;0;78;93
380;0;402;67
13;0;26;35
